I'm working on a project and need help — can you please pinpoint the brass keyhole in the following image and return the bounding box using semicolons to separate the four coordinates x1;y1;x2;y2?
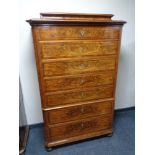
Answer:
80;30;85;37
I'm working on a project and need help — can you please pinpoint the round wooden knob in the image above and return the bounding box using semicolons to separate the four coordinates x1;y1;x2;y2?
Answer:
79;64;88;69
60;44;66;51
80;92;86;98
80;79;85;84
81;107;84;113
81;122;84;128
79;46;85;52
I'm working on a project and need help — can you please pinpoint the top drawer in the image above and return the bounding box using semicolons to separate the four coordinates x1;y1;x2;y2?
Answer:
38;26;121;40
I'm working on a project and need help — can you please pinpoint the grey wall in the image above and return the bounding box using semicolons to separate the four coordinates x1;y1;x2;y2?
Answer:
19;0;135;125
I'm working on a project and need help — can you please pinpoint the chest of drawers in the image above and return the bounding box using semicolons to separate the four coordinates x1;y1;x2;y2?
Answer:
27;12;126;149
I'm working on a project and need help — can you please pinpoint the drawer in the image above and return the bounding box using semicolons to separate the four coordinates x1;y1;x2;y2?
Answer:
44;100;113;124
43;57;116;76
40;40;119;59
47;114;112;141
44;71;115;92
38;26;121;40
45;85;114;107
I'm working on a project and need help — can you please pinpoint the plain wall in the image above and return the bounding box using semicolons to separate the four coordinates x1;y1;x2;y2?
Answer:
19;0;135;125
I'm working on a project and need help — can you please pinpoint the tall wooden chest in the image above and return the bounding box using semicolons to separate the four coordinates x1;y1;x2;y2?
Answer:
27;12;126;149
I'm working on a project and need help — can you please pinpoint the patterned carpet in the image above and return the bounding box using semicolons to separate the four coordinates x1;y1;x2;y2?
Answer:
25;109;135;155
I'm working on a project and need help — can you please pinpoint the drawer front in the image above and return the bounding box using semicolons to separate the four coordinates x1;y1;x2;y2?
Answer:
44;100;113;124
44;72;115;92
43;57;116;76
38;26;121;40
40;41;119;59
47;115;112;141
46;86;114;107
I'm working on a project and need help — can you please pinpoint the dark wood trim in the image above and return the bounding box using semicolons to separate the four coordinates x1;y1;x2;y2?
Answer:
26;12;126;26
26;19;126;26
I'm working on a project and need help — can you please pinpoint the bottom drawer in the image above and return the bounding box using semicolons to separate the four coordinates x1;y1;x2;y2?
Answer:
47;114;112;141
44;100;113;125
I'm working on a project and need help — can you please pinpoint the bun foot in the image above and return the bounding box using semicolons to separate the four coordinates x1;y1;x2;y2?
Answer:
107;132;113;137
45;147;52;152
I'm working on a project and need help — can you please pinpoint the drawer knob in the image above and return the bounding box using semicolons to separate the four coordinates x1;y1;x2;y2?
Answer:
79;64;88;69
61;44;66;51
81;107;84;113
81;122;84;128
79;46;85;52
80;79;85;84
79;64;84;69
80;92;86;98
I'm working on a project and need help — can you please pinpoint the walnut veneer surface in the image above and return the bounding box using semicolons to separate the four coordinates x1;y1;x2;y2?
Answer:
27;12;126;149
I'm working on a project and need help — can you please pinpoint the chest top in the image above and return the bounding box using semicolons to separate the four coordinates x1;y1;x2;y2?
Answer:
26;12;126;26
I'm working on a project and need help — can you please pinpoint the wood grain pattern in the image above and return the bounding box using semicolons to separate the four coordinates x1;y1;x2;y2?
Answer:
38;26;121;40
47;114;112;141
40;40;119;59
44;71;115;92
44;100;113;124
43;57;116;76
46;85;114;107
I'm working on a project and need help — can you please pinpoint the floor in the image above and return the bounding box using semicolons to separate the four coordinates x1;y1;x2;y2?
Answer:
25;109;135;155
